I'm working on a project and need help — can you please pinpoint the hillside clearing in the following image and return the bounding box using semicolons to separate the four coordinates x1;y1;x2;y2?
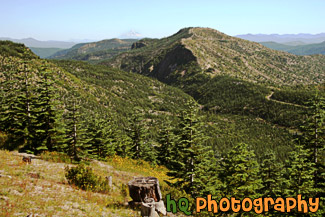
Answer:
0;150;172;216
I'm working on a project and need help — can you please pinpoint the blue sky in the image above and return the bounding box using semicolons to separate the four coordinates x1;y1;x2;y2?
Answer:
1;0;324;41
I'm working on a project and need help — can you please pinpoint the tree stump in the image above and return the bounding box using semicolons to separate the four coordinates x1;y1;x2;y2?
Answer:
128;177;162;202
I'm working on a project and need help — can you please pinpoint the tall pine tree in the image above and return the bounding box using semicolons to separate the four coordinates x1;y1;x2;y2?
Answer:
126;108;155;161
157;118;177;167
87;115;116;159
33;64;64;153
167;100;211;197
299;93;324;190
64;94;89;161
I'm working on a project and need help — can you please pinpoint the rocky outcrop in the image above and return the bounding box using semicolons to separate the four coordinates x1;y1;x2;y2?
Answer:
131;41;147;49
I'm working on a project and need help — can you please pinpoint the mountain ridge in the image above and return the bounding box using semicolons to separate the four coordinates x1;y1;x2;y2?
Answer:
49;38;138;61
103;27;325;86
0;37;76;48
236;33;325;44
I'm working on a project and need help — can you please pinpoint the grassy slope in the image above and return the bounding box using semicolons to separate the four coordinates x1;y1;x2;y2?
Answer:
0;150;174;216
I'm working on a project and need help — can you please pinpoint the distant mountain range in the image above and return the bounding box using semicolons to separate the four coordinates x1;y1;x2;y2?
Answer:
49;38;138;61
0;37;76;48
0;36;139;58
260;41;325;55
236;33;325;44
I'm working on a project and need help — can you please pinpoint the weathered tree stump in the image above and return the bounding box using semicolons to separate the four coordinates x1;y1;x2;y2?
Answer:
128;177;162;202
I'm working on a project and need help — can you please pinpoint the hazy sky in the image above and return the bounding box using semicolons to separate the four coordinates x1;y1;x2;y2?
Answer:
1;0;324;41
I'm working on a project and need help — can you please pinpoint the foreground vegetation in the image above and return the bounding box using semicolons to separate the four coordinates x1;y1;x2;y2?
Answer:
0;150;175;216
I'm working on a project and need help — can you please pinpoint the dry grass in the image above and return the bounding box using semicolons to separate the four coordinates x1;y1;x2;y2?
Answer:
0;150;169;216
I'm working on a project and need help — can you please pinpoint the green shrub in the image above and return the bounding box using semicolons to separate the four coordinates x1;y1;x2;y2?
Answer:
65;164;110;193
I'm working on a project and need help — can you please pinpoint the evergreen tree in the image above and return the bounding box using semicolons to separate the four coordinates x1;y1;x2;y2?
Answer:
284;142;323;216
299;93;324;190
114;129;132;157
192;148;220;197
64;95;89;161
0;59;22;149
259;151;286;198
87;116;116;159
167;100;211;197
0;59;65;153
285;142;316;197
156;119;177;166
33;65;64;153
13;61;40;154
126;108;155;161
218;143;262;199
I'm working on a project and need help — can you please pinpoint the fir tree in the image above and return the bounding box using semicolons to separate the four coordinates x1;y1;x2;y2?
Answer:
114;129;132;157
156;119;176;166
218;143;262;199
299;93;324;190
284;142;322;216
13;61;40;153
0;59;21;149
285;142;316;197
167;100;210;197
64;95;89;161
87;116;116;159
33;65;64;153
126;108;155;161
259;151;286;198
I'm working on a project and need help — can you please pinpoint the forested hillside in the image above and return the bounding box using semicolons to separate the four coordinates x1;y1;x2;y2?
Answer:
49;39;138;61
1;34;324;216
101;28;325;130
0;40;297;159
